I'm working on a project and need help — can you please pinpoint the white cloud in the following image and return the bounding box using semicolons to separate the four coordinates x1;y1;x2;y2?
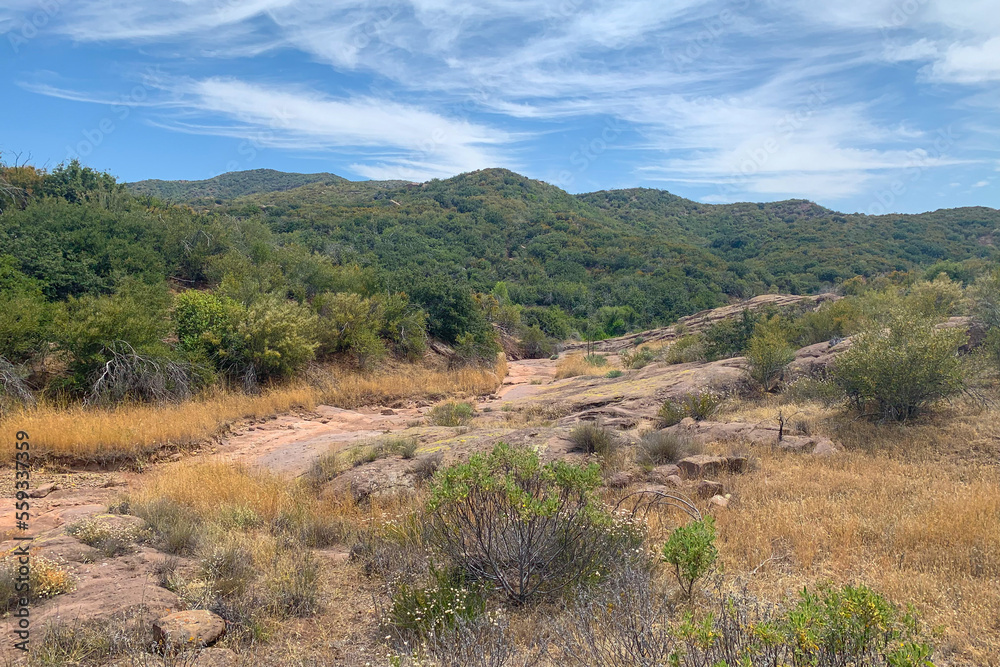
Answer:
974;180;990;187
924;37;1000;83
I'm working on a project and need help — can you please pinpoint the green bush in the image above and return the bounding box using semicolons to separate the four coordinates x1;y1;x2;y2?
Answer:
704;309;758;360
907;272;964;318
656;400;687;427
426;443;639;603
661;517;717;598
583;353;607;367
176;290;317;386
428;402;475;426
605;369;623;378
313;291;387;368
658;392;721;427
746;317;795;391
833;307;966;421
664;334;707;364
621;347;657;369
518;324;556;359
569;422;621;456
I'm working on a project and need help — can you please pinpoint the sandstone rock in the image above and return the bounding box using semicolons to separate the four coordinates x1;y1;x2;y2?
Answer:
29;483;59;498
606;471;634;488
678;455;728;479
811;440;839;457
697;480;725;498
708;495;729;509
726;455;749;473
153;610;226;650
381;408;396;415
648;464;681;484
664;474;684;488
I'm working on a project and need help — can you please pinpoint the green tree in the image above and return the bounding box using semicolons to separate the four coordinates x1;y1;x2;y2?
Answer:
746;317;795;391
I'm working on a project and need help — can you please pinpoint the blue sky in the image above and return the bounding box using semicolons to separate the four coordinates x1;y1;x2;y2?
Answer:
1;0;998;214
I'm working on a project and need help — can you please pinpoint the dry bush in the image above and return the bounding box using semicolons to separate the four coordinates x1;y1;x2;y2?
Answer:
637;430;701;465
0;554;74;610
569;422;621;456
555;354;614;379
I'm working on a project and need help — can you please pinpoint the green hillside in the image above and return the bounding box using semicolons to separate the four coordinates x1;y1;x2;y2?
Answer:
126;168;347;202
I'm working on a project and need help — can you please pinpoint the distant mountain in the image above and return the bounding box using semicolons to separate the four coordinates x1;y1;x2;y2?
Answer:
126;168;347;202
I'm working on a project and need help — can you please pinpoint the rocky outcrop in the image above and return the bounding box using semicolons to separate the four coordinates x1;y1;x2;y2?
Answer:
564;294;838;354
153;610;226;651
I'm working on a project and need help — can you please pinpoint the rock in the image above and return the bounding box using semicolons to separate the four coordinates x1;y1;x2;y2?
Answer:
708;495;729;509
811;440;839;457
678;417;696;428
606;471;633;488
29;483;59;498
725;455;749;473
678;455;728;479
153;610;226;650
697;480;725;498
664;474;685;488
381;408;396;415
192;648;239;666
648;464;681;484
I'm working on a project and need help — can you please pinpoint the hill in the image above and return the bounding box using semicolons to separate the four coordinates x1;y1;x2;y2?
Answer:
225;167;998;313
126;168;347;202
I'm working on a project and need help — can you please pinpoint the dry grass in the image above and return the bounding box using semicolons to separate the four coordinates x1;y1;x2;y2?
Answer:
703;397;1000;666
554;354;615;379
0;359;506;464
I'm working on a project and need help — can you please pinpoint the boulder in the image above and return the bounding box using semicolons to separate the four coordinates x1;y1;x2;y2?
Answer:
664;474;685;488
708;495;729;509
606;471;634;489
29;483;59;498
153;610;226;650
811;440;839;457
678;455;729;479
697;480;725;498
647;464;681;484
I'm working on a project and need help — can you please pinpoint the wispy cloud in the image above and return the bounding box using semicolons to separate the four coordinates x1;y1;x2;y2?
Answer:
8;0;999;205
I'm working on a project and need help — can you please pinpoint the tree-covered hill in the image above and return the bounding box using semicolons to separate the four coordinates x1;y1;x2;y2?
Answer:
126;168;347;203
227;167;998;312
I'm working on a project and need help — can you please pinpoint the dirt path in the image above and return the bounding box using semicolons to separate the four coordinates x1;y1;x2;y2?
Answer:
212;358;560;476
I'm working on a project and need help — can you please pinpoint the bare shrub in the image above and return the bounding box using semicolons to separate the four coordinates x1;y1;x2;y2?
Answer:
409;450;444;482
87;342;203;405
637;431;701;465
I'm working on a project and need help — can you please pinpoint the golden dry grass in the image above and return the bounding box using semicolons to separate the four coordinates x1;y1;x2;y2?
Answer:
130;460;305;522
0;359;506;464
704;398;1000;665
554;354;615;379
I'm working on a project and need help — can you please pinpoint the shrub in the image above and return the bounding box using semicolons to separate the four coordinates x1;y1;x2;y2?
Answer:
518;324;556;359
637;431;701;465
65;518;149;557
409;451;444;482
556;354;608;379
704;309;758;360
428;401;475;426
584;353;608;367
558;577;936;667
621;347;657;369
746;317;795;391
312;291;387;368
426;443;639;603
656;400;687;427
0;554;74;609
569;422;621;456
661;517;717;599
908;272;964;317
388;568;486;640
605;369;623;378
833;307;966;421
0;285;50;365
659;392;721;426
664;334;706;364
